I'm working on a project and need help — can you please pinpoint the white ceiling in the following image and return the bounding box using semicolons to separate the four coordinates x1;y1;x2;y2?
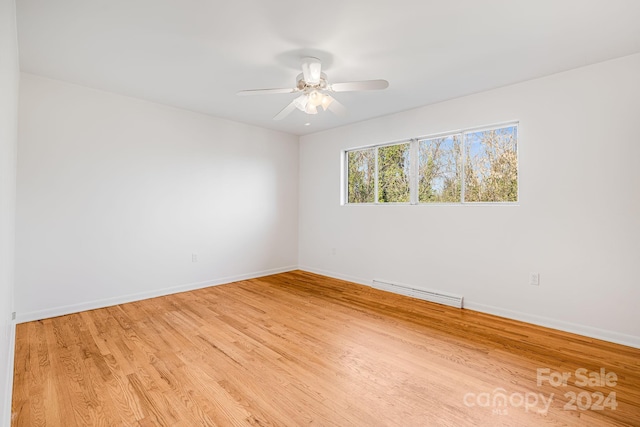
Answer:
16;0;640;136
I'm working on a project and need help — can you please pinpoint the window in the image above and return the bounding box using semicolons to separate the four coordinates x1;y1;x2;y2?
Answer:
418;135;461;203
378;142;411;203
346;142;412;204
346;148;375;203
463;126;518;202
344;123;518;204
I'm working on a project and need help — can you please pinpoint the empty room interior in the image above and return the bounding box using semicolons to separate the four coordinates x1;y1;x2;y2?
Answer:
1;0;640;426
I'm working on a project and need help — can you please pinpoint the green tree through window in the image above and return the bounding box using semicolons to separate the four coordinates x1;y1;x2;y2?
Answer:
347;148;375;203
378;143;411;203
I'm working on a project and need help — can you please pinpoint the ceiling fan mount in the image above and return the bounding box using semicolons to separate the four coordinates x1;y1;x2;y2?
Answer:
237;56;389;121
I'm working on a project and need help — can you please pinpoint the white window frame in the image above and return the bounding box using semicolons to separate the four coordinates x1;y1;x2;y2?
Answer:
342;121;519;206
343;139;413;205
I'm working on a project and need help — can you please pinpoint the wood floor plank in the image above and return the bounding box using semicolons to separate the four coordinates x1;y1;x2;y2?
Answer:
102;354;146;423
12;270;640;426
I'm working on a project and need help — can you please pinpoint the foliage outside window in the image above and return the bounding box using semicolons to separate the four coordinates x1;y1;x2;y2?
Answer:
463;126;518;202
378;143;411;203
345;123;518;204
347;148;375;203
418;135;461;203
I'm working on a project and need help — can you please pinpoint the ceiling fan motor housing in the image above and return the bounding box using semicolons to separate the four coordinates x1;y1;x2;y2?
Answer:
296;73;329;92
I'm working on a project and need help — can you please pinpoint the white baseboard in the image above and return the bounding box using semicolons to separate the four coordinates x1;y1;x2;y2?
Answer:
297;266;640;349
2;321;16;427
463;301;640;349
16;265;298;324
298;265;372;288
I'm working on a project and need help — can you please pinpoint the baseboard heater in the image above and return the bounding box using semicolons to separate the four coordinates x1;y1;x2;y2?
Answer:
372;279;464;309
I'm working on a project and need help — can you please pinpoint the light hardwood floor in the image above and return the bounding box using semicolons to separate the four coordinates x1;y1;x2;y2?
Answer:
11;271;640;426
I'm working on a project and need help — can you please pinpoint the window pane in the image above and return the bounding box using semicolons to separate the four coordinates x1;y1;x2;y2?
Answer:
347;148;376;203
418;135;461;203
378;143;411;203
464;126;518;202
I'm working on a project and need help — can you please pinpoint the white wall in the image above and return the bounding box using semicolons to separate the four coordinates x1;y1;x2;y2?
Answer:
16;74;299;320
0;0;19;423
299;53;640;347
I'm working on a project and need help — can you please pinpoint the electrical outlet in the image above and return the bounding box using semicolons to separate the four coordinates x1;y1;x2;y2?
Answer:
12;312;16;321
529;273;540;286
192;253;198;263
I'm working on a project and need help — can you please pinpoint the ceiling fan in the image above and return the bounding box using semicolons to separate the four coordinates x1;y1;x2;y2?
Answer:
236;57;389;120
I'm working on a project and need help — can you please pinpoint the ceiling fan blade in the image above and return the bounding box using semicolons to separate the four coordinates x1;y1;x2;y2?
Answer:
236;88;296;96
330;79;389;92
302;57;322;85
273;99;298;121
327;96;347;117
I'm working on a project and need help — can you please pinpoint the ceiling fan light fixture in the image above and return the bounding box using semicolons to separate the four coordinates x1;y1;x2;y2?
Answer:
304;102;318;114
321;94;333;111
308;90;324;107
